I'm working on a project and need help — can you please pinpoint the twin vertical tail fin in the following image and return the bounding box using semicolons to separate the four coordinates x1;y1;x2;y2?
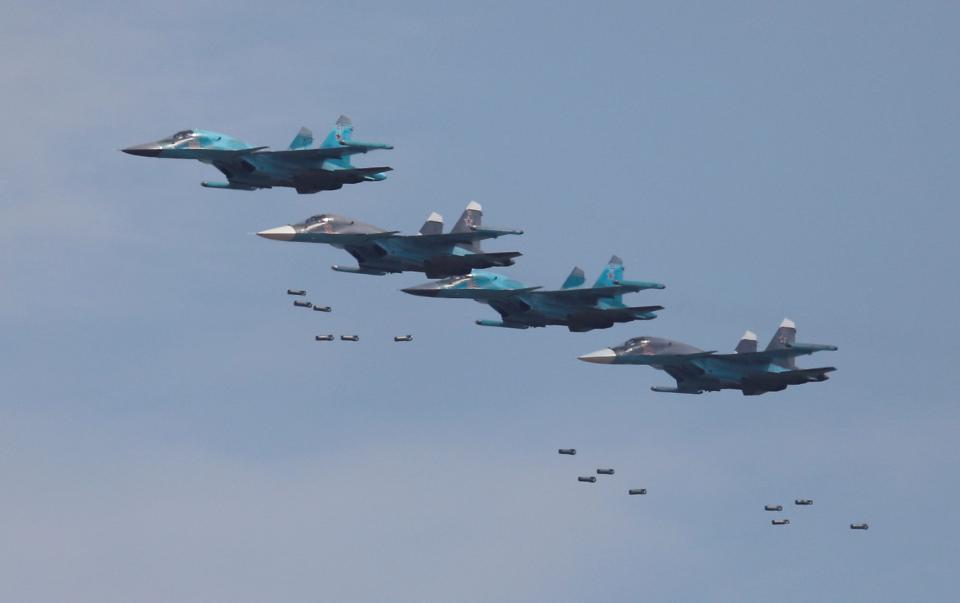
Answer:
736;330;758;354
320;115;355;168
452;201;483;252
288;126;314;150
593;255;625;288
419;212;444;235
562;267;586;289
321;115;354;146
766;318;797;368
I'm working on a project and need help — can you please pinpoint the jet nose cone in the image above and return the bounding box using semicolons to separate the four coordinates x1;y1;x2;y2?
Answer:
402;283;441;297
578;348;617;364
121;143;162;157
257;225;297;241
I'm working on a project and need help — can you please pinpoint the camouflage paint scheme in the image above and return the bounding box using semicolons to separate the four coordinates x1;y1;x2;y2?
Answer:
257;201;523;278
403;256;665;332
579;319;837;395
122;116;392;194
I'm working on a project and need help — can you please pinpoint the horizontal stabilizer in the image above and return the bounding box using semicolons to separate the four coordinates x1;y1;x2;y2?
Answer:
339;140;394;151
336;166;393;175
613;279;665;290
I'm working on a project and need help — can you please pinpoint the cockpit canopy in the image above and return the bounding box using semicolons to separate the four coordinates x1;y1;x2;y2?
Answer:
157;130;196;145
625;337;651;348
305;214;334;225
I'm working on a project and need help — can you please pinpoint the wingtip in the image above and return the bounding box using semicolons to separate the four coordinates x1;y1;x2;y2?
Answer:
741;330;758;341
427;212;443;223
780;318;796;329
465;200;482;212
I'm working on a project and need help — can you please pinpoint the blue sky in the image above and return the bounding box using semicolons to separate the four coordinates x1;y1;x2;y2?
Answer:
2;1;958;601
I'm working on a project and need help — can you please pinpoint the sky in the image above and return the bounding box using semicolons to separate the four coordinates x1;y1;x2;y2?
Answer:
1;1;959;601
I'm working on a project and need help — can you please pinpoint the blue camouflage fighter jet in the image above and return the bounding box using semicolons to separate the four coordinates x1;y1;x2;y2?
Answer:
403;256;665;332
122;115;392;193
257;201;524;278
578;319;837;395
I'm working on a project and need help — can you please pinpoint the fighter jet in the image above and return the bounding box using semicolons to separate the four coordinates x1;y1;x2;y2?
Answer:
394;335;414;342
257;202;523;278
122;116;392;194
403;256;664;332
579;319;837;395
293;300;313;308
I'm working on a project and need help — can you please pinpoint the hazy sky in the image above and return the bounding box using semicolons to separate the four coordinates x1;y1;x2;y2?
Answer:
2;1;959;601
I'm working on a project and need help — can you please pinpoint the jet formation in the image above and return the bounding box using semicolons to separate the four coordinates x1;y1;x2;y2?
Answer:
123;116;392;194
121;111;855;543
579;319;837;395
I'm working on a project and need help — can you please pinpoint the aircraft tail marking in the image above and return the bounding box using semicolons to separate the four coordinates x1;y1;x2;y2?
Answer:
766;318;798;368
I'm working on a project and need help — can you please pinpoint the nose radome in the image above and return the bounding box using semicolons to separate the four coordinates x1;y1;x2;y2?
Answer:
401;283;441;297
121;143;162;157
578;348;617;364
257;225;296;241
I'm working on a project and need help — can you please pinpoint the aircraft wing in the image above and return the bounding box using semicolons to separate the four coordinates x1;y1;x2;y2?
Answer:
434;287;541;300
305;231;401;246
711;343;838;363
165;146;270;162
262;143;391;160
413;227;524;245
531;285;643;303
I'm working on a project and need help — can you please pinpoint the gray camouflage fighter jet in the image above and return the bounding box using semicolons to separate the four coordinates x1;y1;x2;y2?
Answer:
579;319;837;395
403;256;664;332
257;201;523;278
